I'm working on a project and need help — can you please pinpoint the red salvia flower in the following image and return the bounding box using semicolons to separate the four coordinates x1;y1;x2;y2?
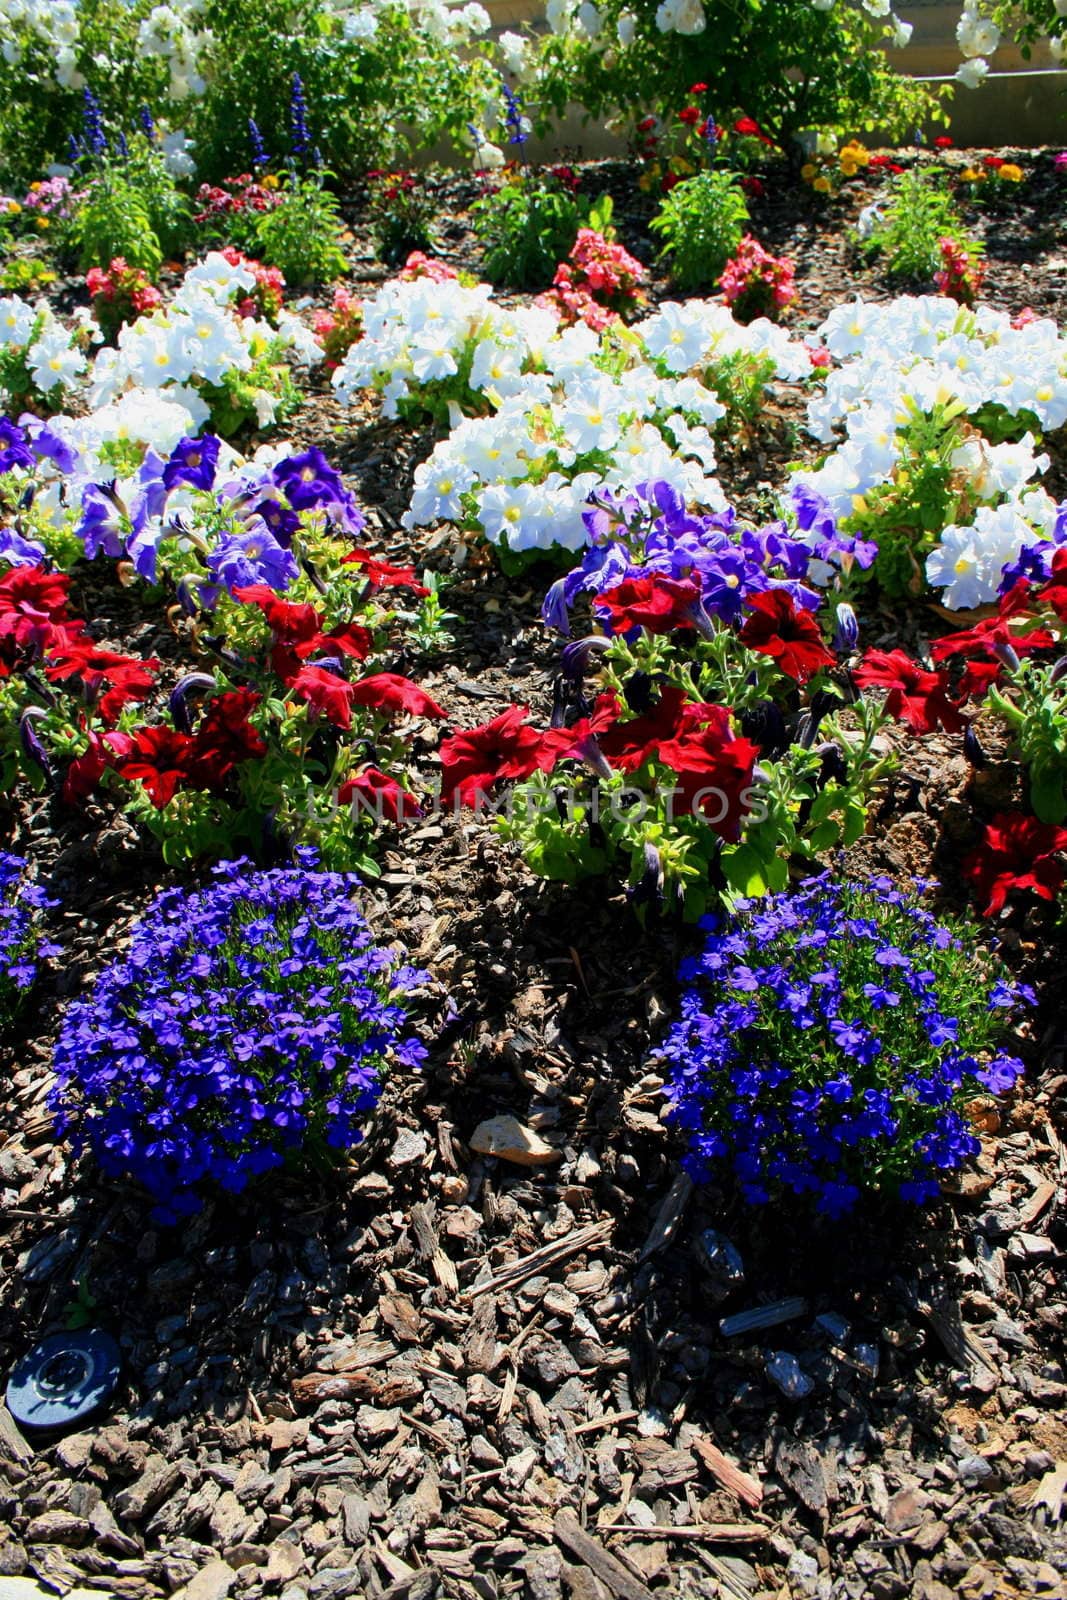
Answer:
738;590;835;683
962;810;1067;917
854;649;966;734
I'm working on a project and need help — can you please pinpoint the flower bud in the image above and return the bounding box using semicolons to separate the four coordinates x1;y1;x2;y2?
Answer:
832;601;858;654
963;726;987;768
169;673;217;733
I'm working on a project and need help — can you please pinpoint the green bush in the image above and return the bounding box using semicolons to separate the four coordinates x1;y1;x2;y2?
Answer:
649;169;748;292
858;170;975;281
473;172;591;291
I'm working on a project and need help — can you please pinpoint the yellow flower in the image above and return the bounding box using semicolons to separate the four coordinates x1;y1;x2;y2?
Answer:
813;175;832;193
801;162;817;182
998;163;1023;183
6;200;20;214
961;167;983;182
29;181;41;192
839;157;857;176
36;216;49;230
262;173;279;189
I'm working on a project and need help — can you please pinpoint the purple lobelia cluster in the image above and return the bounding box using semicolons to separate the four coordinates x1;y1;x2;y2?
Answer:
0;853;59;1027
541;480;875;637
50;856;429;1223
656;871;1033;1217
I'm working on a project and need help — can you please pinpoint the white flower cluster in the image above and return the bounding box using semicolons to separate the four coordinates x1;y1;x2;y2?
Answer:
0;295;91;400
0;0;81;89
332;276;560;418
86;253;322;429
136;0;212;100
332;277;812;553
790;295;1067;607
403;363;728;553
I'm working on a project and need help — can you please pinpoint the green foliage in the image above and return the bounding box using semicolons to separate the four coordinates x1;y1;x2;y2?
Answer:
532;0;946;149
859;169;974;282
649;169;748;292
0;255;57;293
989;662;1067;825
66;168;164;275
842;398;968;600
252;172;347;286
472;172;589;291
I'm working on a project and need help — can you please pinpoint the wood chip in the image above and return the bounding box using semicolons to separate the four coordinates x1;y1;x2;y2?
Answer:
553;1510;656;1600
719;1297;808;1337
693;1438;763;1509
463;1220;613;1301
594;1523;766;1541
637;1172;693;1263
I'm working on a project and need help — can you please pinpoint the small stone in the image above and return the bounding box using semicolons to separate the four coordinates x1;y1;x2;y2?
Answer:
388;1130;428;1168
956;1455;994;1487
439;1175;469;1204
786;1551;820;1595
469;1116;562;1166
264;1541;305;1584
171;1559;237;1600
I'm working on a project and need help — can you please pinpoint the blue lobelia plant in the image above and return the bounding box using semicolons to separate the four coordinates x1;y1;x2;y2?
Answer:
655;871;1033;1217
0;853;59;1030
51;855;430;1223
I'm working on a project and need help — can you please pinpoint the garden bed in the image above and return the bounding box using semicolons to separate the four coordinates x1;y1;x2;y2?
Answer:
1;150;1066;1600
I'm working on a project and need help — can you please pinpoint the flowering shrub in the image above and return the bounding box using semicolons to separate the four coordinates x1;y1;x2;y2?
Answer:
194;173;281;252
719;235;797;324
313;288;363;373
50;858;430;1222
86;257;163;338
656;872;1032;1215
443;480;891;916
959;156;1026;204
366;168;438;266
0;853;58;1029
537;227;648;332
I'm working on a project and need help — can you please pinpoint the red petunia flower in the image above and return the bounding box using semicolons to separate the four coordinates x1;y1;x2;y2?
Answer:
0;566;74;670
187;689;267;788
440;705;560;806
62;730;135;805
655;707;759;840
962;810;1067;916
44;640;159;723
341;548;430;596
347;673;446;719
738;590;835;683
1037;548;1067;620
853;648;966;734
595;575;704;637
288;664;357;730
118;726;197;809
337;766;422;824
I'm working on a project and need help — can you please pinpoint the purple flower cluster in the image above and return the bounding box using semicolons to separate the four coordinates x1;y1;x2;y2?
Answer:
0;854;59;1024
541;479;872;636
50;857;430;1223
657;871;1032;1217
0;416;80;567
72;438;364;594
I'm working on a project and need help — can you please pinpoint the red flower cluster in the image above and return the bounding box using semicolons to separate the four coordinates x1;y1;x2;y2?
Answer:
398;252;459;283
440;688;758;840
340;548;429;596
963;811;1067;917
0;566;74;674
738;590;835;683
193;174;280;225
537;228;648;332
86;257;162;334
595;575;703;635
719;235;797;323
934;236;984;308
220;246;285;322
312;287;363;370
733;115;775;149
853;649;966;734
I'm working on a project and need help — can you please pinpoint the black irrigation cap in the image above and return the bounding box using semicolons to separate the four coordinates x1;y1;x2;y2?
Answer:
6;1329;121;1435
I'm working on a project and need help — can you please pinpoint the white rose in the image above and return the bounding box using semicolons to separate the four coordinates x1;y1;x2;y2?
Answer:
955;56;989;88
617;8;636;43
